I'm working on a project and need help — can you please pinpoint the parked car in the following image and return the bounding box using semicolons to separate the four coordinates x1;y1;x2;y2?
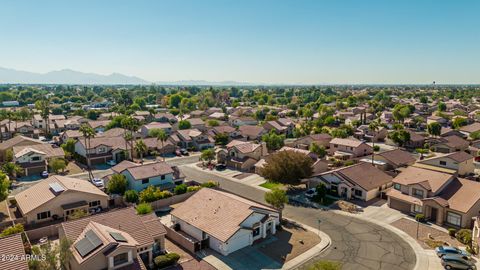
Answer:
436;246;471;259
215;163;226;171
91;178;104;188
106;160;117;166
441;255;476;270
305;188;317;199
175;149;182;157
180;148;189;156
41;171;49;178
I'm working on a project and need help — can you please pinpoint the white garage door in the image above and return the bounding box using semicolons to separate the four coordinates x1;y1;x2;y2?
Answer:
227;231;252;254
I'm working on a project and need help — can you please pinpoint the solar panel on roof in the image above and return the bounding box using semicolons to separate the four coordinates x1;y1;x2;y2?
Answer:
109;232;127;242
74;230;103;257
49;182;65;193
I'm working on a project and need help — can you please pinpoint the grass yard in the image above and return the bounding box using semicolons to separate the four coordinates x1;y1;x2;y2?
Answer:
303;260;342;270
260;181;284;190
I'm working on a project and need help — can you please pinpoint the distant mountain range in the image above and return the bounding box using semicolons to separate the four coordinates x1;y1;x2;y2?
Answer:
0;67;256;86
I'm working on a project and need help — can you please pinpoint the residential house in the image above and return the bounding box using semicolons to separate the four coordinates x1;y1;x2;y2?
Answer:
134;111;153;122
440;127;466;138
13;121;35;137
98;112;119;120
228;116;258;127
427;115;448;126
354;125;388;142
60;130;83;143
238;125;266;141
430;135;469;153
187;118;206;131
14;175;108;224
0;233;28;270
374;149;416;171
304;162;393;201
217;140;267;172
460;122;480;138
74;136;129;166
111;160;184;192
140;122;173;137
176;129;214;150
141;137;176;157
415;151;475;176
208;112;226;120
404;130;425;149
87;120;111;133
170;188;279;256
154;112;177;123
329;138;373;160
33;114;66;130
59;207;166;270
0;135;43;161
387;166;480;228
13;144;65;176
211;125;243;142
289;133;332;149
263;118;294;136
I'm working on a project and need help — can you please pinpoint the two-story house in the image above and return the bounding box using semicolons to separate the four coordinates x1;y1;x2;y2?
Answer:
329;138;373;160
238;125;266;141
74;136;129;166
415;151;475;176
13;144;65;176
263;118;294;136
0;135;43;162
430;135;469;153
154;112;177;123
14;175;109;224
140;122;173;137
110;160;184;192
186;118;206;131
217;140;267;172
59;207;166;270
387;166;480;228
211;125;243;142
176;129;214;150
288;133;332;149
354;125;388;142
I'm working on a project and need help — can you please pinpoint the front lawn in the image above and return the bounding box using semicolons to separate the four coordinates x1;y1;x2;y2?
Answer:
304;260;342;270
259;181;284;190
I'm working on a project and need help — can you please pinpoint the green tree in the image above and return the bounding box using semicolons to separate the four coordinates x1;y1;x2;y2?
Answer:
369;121;380;165
134;139;147;162
0;172;10;201
107;174;128;195
427;122;442;137
136;202;153;215
87;110;98;120
262;131;285;151
59;237;73;270
452;117;468;129
148;128;169;161
2;162;22;179
124;190;139;203
79;124;96;180
388;130;411;148
207;119;219;127
61;138;76;159
470;130;480;140
178;120;191;130
0;223;23;237
214;133;229;145
35;98;51;135
438;102;447;112
309;143;326;158
260;150;313;185
200;148;215;164
49;158;67;174
4;149;13;162
312;183;327;204
416;148;429;160
174;183;188;195
265;188;288;221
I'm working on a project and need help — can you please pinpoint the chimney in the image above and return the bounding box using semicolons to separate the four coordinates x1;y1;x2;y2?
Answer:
261;142;268;157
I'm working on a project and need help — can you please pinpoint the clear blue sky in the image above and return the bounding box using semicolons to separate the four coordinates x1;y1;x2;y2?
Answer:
1;0;479;84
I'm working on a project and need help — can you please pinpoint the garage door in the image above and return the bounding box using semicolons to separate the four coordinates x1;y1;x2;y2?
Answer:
227;232;252;254
389;198;411;213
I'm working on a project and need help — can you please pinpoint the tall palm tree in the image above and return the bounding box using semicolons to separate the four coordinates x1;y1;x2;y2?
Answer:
148;128;169;161
134;139;147;163
35;98;51;136
121;116;138;160
369;120;380;165
79;124;95;180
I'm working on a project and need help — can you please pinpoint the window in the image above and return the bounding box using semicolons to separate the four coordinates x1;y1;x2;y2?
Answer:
394;183;401;190
161;175;165;180
354;189;362;197
252;227;260;237
142;179;149;184
37;211;51;220
113;253;129;266
439;160;447;166
89;200;100;208
333;144;338;148
98;147;106;153
446;212;462;226
413;188;424;197
413;204;422;213
32;156;41;161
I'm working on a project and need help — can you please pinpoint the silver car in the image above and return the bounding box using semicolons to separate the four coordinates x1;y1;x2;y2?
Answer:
441;255;476;270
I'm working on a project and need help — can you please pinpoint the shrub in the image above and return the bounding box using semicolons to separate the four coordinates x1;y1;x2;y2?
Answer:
139;186;173;203
136;203;152;215
373;145;380;152
174;184;187;195
186;186;201;192
456;229;472;246
415;214;425;222
344;160;355;166
200;181;218;188
448;228;457;237
1;224;24;237
124;190;139;203
154;253;180;269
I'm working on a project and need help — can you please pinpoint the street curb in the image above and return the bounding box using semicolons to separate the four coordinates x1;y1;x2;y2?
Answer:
281;218;332;270
331;210;429;270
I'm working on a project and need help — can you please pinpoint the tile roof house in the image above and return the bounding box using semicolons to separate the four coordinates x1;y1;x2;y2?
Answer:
217;140;267;172
186;118;206;131
289;133;332;149
460;122;480;138
176;129;214;150
110;160;184;192
263;118;294;136
59;207;166;270
238;125;266;141
431;135;469;153
170;188;279;256
0;135;43;161
354;125;388;142
74;136;130;166
0;233;28;270
154;112;177;123
140;122;173;137
304;162;393;201
13;144;65;176
86;120;112;133
415;151;475;176
375;149;416;170
329;138;373;159
14;175;108;224
211;125;243;142
387;166;480;228
228;115;258;127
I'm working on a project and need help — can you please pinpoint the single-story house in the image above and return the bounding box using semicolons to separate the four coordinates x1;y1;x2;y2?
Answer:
415;151;475;176
329;138;373;159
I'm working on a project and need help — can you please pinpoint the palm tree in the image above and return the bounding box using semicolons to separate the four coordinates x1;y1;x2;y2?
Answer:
121;116;138;160
79;124;95;180
134;139;147;163
416;148;429;160
369;120;380;165
35;98;51;136
148;128;169;161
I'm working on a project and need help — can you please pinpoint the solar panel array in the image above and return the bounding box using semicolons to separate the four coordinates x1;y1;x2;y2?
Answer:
74;230;103;257
49;182;65;194
109;232;127;242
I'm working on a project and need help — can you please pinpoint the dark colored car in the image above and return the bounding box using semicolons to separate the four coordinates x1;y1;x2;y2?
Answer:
441;255;476;270
180;149;189;156
215;164;226;171
435;246;471;259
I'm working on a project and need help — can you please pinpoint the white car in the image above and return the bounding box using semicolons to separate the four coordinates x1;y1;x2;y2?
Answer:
305;188;317;199
106;160;117;166
91;178;104;187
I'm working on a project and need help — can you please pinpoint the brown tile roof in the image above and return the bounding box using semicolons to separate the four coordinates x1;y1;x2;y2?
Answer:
187;118;205;126
63;130;83;139
279;146;311;156
460;122;480;133
0;135;43;151
0;234;28;270
439;178;480;213
226;140;261;154
61;207;165;249
213;125;236;134
143;122;172;130
334;163;393;191
378;149;416;167
79;136;128;150
407;130;425;142
87;120;111;129
171;188;277;242
13;144;65;159
111;160;138;174
265;121;286;131
15;175;108;214
440;135;468;149
125;161;174;180
445;151;474;162
330;138;364;148
99;127;126;138
392;166;453;193
177;129;202;141
309;133;332;141
238;125;265;137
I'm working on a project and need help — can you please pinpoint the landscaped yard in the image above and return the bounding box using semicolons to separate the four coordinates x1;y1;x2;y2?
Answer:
259;181;284;190
65;161;84;175
0;200;10;222
301;260;342;270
